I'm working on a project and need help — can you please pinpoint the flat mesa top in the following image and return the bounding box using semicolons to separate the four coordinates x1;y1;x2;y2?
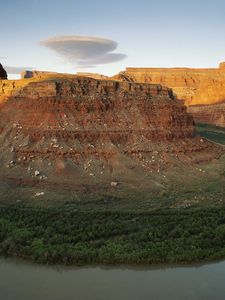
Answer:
125;62;225;73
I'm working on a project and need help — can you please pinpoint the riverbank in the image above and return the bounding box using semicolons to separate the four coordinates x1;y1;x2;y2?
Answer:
1;204;225;265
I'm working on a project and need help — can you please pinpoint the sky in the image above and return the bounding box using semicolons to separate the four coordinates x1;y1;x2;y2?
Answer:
1;0;225;78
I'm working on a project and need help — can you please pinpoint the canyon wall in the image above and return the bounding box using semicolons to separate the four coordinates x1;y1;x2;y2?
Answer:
112;62;225;127
188;103;225;127
113;62;225;105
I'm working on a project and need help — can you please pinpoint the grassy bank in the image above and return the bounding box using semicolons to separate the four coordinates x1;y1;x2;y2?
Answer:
0;204;225;265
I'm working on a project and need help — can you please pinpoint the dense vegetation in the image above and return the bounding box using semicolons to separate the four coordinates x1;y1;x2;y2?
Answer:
196;123;225;145
0;123;224;265
0;204;225;265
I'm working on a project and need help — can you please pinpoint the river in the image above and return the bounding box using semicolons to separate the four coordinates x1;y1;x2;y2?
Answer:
0;258;225;300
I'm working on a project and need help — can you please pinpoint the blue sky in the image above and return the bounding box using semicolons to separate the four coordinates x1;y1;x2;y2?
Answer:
1;0;225;78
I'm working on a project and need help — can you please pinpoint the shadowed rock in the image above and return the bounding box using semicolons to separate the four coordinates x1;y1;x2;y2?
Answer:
0;64;7;79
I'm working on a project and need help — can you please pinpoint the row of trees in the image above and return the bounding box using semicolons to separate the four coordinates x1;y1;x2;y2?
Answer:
0;205;225;264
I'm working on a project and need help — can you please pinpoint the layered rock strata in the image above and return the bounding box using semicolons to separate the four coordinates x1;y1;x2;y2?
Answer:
113;62;225;106
0;76;222;186
111;62;225;127
188;102;225;127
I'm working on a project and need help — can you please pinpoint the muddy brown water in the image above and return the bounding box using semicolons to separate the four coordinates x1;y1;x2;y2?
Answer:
0;258;225;300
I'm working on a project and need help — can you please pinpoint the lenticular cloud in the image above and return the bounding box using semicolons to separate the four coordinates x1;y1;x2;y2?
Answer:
40;35;127;67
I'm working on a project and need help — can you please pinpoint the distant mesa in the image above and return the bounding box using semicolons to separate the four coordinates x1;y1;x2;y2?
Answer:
112;61;225;127
21;70;62;79
112;61;225;106
0;63;7;79
21;70;109;81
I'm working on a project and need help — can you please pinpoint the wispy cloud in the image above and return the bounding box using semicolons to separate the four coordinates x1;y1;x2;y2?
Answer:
4;66;34;74
40;35;127;68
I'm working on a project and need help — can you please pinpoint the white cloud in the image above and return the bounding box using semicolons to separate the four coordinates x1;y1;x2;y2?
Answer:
40;35;127;68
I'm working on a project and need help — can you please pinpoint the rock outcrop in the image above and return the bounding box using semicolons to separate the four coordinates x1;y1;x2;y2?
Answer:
0;64;7;79
112;62;225;106
0;76;223;189
188;102;225;127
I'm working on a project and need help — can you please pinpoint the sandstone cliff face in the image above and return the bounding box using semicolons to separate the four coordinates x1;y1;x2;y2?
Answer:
113;62;225;106
0;64;7;79
0;79;195;141
188;102;225;127
0;76;222;188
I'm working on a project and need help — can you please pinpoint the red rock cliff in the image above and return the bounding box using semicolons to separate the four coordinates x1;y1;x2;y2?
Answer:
0;76;222;187
0;77;195;143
